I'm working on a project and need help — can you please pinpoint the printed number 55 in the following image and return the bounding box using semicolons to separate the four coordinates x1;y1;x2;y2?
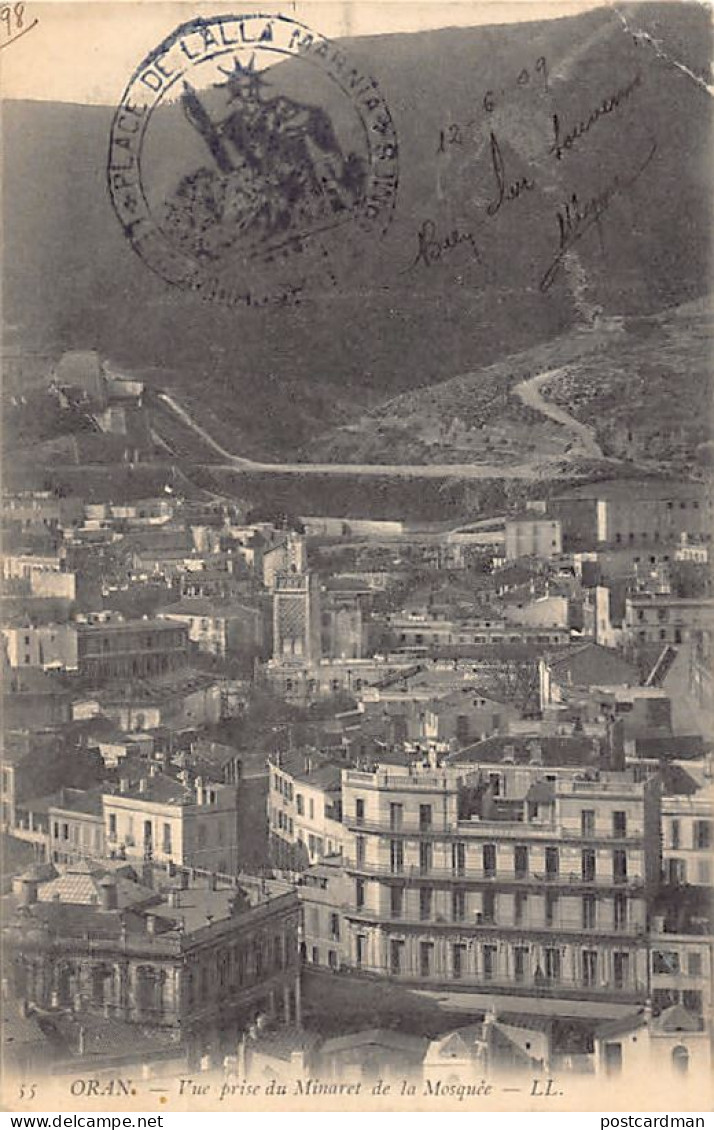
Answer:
19;1083;37;1100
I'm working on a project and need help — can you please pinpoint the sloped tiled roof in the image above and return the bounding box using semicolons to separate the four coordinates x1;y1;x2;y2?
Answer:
37;862;154;909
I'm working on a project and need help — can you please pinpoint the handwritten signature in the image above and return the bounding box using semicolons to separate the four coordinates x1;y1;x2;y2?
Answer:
406;219;481;271
539;140;658;292
549;73;642;160
0;2;38;50
486;131;535;217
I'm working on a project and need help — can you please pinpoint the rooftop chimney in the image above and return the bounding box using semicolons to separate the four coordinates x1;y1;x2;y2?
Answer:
146;914;156;936
19;876;39;907
119;777;130;794
138;778;148;794
99;875;118;912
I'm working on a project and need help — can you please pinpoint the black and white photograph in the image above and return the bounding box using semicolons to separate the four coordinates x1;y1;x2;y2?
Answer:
1;0;712;1115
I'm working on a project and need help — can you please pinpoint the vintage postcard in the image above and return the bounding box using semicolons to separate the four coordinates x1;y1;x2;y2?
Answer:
1;0;712;1116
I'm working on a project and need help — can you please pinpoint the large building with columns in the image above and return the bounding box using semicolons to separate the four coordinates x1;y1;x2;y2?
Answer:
336;748;661;1008
3;861;301;1066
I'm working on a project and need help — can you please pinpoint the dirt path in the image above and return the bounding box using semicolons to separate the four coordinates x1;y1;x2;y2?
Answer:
513;367;605;459
156;392;541;480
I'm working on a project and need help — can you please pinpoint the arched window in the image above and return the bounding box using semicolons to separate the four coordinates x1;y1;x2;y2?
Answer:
672;1045;689;1075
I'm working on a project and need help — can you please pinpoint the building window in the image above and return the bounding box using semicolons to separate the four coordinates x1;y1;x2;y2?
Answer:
545;892;558;927
452;943;466;980
545;847;559;880
582;895;596;930
355;798;365;826
614;892;627;930
652;950;681;975
311;947;319;965
581;810;596;837
419;804;432;830
419;887;432;921
296;794;304;816
108;814;117;840
355;879;365;910
328;949;338;970
355;835;366;866
389;803;403;831
514;946;529;983
482;889;495;924
693;820;711;850
581;849;596;882
483;944;497;981
613;811;627;838
356;935;366;966
514;845;528;879
390;840;404;874
452;841;465;877
162;823;172;855
614;952;629;989
613;849;628;883
390;886;403;920
582;949;598;987
671;819;680;849
483;843;496;878
544;948;561;982
420;941;434;978
452;888;466;922
329;913;340;940
419;841;432;875
687;952;702;978
514;891;527;925
390;939;403;976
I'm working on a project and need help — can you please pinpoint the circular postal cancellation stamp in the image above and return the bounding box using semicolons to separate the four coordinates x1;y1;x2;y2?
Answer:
107;13;399;306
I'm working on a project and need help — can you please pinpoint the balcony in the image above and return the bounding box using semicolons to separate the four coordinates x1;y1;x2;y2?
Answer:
345;816;644;847
338;963;646;1003
344;908;646;939
343;860;645;891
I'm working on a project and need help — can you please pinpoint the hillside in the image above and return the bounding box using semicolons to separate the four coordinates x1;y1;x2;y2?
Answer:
2;3;711;463
299;299;713;472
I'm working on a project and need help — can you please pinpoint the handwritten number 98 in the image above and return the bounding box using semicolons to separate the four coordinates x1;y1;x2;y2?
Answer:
1;3;25;34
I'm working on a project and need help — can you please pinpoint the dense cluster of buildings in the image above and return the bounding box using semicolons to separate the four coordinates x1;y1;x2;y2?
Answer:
2;359;712;1083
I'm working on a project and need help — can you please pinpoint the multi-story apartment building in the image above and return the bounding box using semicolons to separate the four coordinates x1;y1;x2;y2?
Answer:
48;788;105;865
268;753;345;869
103;772;240;874
337;755;660;1008
623;595;714;649
650;889;712;1018
76;615;188;681
2;616;189;679
551;480;710;552
158;598;264;660
661;783;713;887
298;857;352;970
2;491;84;534
387;612;570;650
3;623;79;670
504;514;562;561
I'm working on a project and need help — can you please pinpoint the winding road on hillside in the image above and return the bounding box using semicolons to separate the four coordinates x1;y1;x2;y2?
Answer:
513;367;605;460
156;361;605;479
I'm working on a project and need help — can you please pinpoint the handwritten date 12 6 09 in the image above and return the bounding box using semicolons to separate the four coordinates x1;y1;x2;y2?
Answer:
437;56;549;154
0;2;38;49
